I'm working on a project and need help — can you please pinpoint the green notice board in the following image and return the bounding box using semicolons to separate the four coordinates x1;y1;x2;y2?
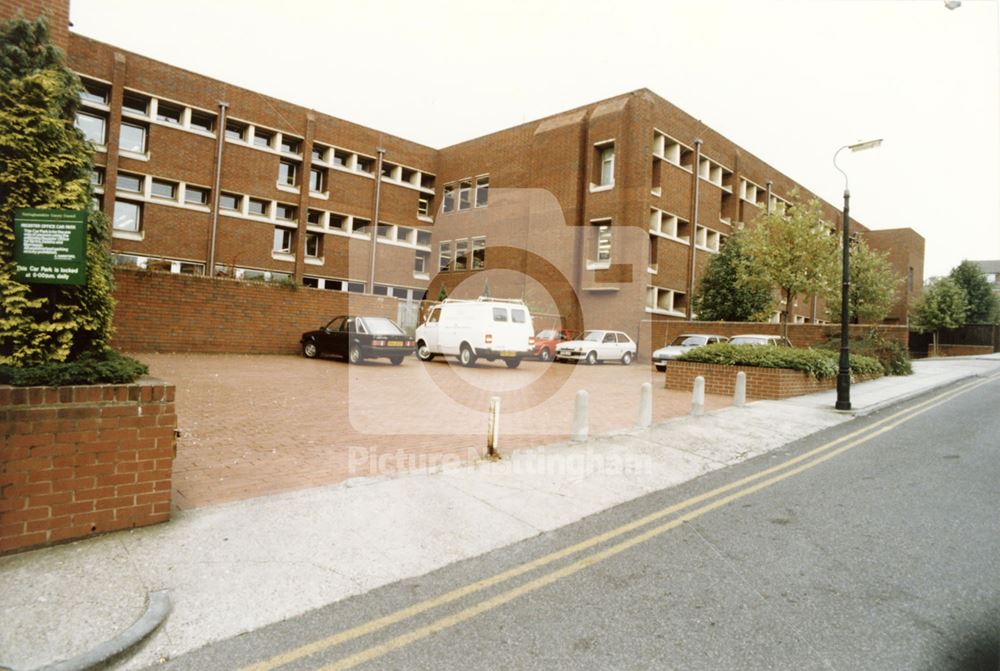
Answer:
14;208;88;286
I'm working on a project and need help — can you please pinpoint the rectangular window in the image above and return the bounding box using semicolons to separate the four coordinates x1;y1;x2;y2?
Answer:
312;144;328;162
439;241;452;272
189;110;215;132
414;250;430;274
275;203;296;221
417;197;430;217
594;220;612;262
156;102;183;125
454;239;469;270
443;184;455;213
380;161;396;179
253;128;274;148
280;136;302;154
278;161;297;186
79;79;109;105
377;224;392;238
90;168;105;187
309;167;326;193
273;228;293;254
492;307;508;322
75;111;106;145
355;156;374;174
117;172;143;193
511;309;526;324
119;122;147;154
475;176;489;207
225;121;247;141
472;237;486;270
352;217;370;235
122;91;150;116
333;149;350;167
417;230;432;247
307;209;323;226
113;200;140;231
598;142;615;186
220;193;241;211
305;232;322;258
184;185;209;205
329;213;347;231
459;180;472;210
150;179;176;199
247;198;269;216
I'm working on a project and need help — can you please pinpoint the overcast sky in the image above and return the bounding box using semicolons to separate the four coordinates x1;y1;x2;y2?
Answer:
69;0;999;280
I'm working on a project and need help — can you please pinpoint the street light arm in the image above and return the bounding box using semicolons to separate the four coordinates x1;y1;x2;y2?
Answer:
833;145;851;195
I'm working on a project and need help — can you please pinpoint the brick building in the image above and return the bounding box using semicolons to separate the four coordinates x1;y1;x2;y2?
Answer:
4;0;924;340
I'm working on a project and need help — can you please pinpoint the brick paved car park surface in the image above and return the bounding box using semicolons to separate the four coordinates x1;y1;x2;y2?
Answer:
140;354;731;510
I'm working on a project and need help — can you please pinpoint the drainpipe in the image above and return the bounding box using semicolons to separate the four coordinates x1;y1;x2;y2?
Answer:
686;138;703;320
208;101;228;275
765;180;773;214
367;147;386;293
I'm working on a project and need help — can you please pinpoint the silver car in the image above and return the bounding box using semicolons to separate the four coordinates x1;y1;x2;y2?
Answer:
651;334;728;372
729;334;793;347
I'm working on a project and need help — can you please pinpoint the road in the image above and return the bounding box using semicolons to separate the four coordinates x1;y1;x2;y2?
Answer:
153;376;1000;671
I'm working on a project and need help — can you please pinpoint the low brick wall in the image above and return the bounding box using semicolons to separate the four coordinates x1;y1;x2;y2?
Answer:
1;379;176;555
664;361;881;401
928;344;994;357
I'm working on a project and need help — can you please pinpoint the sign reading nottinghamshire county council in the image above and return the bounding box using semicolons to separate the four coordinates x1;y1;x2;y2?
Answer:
14;208;88;286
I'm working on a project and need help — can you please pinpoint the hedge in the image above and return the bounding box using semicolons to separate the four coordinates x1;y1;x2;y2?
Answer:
678;343;883;380
0;348;148;386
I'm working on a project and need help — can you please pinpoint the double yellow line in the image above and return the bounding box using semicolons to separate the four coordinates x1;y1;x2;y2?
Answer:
244;376;993;671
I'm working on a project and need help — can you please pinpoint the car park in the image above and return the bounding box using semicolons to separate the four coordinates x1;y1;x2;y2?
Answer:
651;334;728;371
301;316;414;364
555;330;637;365
729;334;793;347
415;298;535;368
532;329;576;362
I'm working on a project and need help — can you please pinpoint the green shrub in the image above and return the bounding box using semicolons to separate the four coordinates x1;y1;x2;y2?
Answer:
678;343;882;380
817;329;912;376
0;348;148;386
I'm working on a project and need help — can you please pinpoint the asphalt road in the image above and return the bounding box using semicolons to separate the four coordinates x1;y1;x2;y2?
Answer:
153;376;1000;671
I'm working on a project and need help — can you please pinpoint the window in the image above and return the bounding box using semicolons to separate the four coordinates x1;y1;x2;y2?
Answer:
352;217;370;235
421;173;435;190
475;176;489;207
307;209;323;226
273;228;294;254
79;79;109;105
75;111;106;145
309;167;326;193
594;220;612;262
117;172;143;193
151;179;176;199
119;122;147;154
492;307;508;322
184;186;209;205
253;128;274;148
439;241;452;272
90;168;105;187
333;149;350;167
459;180;472;210
156;102;183;125
189;110;215;132
278;161;297;187
356;155;374;174
329;213;347;231
597;142;615;186
472;237;485;270
396;226;413;244
275;203;296;221
414;250;430;274
377;224;392;238
305;232;322;258
280;135;302;155
443;184;455;213
312;144;328;162
511;309;526;324
122;91;150;116
113;200;140;232
380;161;397;179
454;239;469;270
247;198;269;216
219;193;242;211
417;230;432;247
225;121;247;141
418;197;431;218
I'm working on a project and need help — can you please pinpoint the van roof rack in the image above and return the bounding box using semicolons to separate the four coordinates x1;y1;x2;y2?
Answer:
437;297;527;305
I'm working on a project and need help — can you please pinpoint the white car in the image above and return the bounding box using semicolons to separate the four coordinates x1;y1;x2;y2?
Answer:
555;330;636;365
415;298;535;368
651;334;728;372
730;334;793;347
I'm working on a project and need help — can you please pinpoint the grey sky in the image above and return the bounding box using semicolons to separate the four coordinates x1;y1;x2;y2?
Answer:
69;0;1000;279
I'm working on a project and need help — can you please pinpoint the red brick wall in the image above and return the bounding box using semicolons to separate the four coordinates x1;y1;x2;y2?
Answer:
664;361;881;400
110;268;403;354
1;379;176;555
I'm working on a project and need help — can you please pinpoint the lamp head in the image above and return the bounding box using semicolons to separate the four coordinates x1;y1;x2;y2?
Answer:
847;139;883;152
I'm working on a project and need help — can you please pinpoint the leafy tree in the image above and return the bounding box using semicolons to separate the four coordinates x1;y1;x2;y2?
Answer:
910;276;968;356
0;16;115;366
742;195;840;337
692;227;773;321
824;238;901;324
949;259;1000;324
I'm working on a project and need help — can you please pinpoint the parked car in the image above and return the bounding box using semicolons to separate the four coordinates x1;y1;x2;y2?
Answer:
532;329;576;362
301;316;414;364
729;334;793;347
651;334;728;372
415;298;535;368
555;330;637;365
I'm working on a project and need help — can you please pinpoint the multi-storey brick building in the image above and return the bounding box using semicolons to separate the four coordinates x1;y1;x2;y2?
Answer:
5;0;924;340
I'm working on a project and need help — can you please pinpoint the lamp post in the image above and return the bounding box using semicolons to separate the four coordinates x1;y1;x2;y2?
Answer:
833;139;883;410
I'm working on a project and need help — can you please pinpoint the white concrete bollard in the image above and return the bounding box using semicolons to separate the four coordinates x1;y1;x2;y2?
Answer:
571;389;589;442
734;371;746;408
487;396;501;456
637;382;652;429
692;376;705;417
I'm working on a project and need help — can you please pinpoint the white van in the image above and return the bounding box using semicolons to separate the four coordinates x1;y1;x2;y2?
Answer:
415;298;535;368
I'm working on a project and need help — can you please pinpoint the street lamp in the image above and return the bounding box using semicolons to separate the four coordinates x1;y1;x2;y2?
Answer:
833;138;882;411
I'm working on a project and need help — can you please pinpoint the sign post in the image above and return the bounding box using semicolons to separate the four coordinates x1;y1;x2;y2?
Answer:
14;209;87;286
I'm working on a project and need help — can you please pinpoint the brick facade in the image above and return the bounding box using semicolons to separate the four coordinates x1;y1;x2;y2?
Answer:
664;361;882;401
0;379;176;555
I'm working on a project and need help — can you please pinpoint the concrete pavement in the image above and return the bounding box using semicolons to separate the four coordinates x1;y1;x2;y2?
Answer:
1;354;998;671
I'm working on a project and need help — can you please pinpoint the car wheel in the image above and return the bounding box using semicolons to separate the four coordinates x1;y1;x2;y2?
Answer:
416;341;434;362
459;345;477;367
585;351;598;366
302;341;318;359
349;344;364;365
538;348;552;362
621;352;633;366
504;357;521;369
389;356;403;366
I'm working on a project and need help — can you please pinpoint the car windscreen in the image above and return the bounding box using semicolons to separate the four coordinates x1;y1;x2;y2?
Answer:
730;337;763;345
581;331;603;342
670;335;705;346
361;317;404;335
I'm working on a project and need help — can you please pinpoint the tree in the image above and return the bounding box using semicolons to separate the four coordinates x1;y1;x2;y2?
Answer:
742;195;840;337
949;260;1000;325
910;277;968;356
824;238;901;324
0;16;115;366
692;227;773;321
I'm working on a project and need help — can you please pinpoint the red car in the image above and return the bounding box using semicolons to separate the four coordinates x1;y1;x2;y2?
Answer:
532;329;576;362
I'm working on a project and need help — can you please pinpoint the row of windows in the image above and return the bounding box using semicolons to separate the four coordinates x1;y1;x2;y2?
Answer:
438;237;486;272
75;111;148;155
442;176;488;213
